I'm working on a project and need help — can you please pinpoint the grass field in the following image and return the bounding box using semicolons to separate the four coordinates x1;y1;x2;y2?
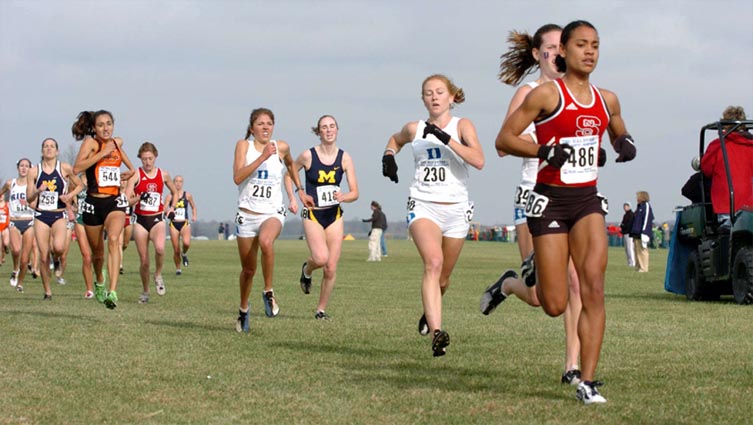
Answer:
2;239;752;424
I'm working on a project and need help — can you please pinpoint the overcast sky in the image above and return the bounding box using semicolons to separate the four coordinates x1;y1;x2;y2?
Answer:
2;0;751;226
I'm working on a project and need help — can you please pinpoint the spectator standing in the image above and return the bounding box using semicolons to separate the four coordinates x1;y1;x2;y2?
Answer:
619;202;635;267
362;201;386;262
630;191;654;272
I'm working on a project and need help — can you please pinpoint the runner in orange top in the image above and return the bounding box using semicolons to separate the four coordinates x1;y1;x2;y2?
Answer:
72;110;136;309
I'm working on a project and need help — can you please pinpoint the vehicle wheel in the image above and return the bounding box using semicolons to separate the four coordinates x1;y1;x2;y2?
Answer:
732;247;753;305
685;250;706;301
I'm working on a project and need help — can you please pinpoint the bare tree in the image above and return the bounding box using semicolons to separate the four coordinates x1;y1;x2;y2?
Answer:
62;142;78;165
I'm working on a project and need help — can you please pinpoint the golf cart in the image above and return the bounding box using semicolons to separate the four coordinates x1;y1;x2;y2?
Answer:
666;119;753;304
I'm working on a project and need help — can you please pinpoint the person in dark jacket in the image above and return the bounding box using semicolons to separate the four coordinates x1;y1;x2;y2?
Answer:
630;191;654;272
362;201;386;262
619;202;635;267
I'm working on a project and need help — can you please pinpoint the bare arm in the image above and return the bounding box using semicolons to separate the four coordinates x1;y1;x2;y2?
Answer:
278;141;309;210
496;83;558;158
498;85;537;157
601;89;627;144
337;151;359;203
452;118;485;170
115;138;136;182
60;162;83;204
26;167;40;203
384;121;417;155
162;169;179;210
233;139;273;185
186;192;197;221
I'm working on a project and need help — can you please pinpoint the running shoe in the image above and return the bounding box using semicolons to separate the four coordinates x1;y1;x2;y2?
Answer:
299;262;312;294
576;381;607;405
53;259;61;276
138;292;150;304
521;250;536;287
432;329;450;357
16;285;23;293
9;270;18;287
57;277;66;285
262;290;279;317
176;269;182;276
119;266;124;275
31;270;38;279
418;314;429;336
104;291;118;310
182;254;189;267
84;291;94;299
480;269;518;315
236;309;249;333
314;311;330;320
43;293;52;301
94;283;107;303
155;276;166;296
561;369;582;386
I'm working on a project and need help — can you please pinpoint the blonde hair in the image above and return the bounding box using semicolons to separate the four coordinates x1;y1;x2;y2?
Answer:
422;74;465;104
636;191;650;203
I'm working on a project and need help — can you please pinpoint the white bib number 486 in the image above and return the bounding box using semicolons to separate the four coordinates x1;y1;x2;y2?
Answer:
524;191;549;218
560;136;598;184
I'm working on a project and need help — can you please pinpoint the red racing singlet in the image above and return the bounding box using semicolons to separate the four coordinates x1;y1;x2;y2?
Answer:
534;78;610;187
134;168;165;215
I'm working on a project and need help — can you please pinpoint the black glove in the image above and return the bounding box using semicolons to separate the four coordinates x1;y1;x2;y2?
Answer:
382;154;398;183
140;192;151;202
167;211;175;221
537;144;574;169
422;123;451;145
598;147;607;167
614;133;636;163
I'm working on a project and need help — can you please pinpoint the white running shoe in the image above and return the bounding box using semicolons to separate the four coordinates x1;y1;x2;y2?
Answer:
155;276;166;296
10;270;18;287
576;381;607;404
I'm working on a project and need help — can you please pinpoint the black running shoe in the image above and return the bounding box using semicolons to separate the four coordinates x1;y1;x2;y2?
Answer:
418;314;429;336
480;270;517;315
299;262;312;294
521;250;536;287
432;330;450;357
182;254;189;267
43;294;52;301
561;369;582;385
314;311;330;320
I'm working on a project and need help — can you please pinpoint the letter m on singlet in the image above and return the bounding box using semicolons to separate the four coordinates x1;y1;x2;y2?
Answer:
318;170;336;183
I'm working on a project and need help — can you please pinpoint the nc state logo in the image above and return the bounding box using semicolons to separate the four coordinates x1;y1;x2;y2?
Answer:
146;183;158;192
576;115;601;137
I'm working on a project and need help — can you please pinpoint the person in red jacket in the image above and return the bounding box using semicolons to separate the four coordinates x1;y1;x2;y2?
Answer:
700;106;753;225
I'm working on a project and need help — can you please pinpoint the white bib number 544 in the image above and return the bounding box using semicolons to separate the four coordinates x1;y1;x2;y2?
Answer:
524;191;550;218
